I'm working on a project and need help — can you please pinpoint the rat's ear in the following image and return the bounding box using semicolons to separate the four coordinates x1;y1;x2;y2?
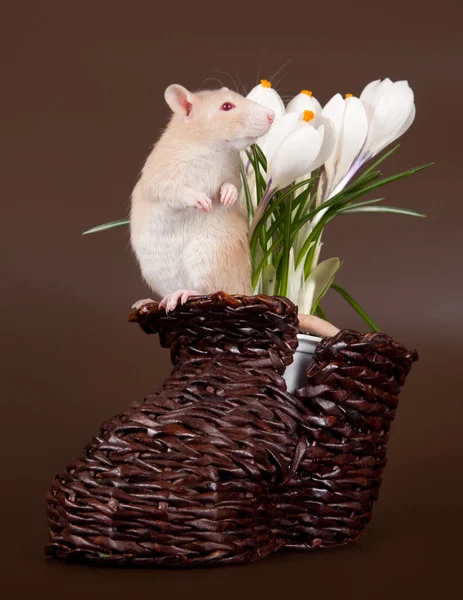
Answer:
221;86;229;91
164;84;193;117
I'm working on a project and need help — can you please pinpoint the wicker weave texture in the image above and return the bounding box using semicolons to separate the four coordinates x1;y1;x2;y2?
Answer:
44;292;417;566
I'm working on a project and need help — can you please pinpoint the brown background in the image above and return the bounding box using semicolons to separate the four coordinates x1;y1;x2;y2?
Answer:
2;1;462;598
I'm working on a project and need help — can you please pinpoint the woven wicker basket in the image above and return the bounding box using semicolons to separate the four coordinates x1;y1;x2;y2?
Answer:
44;292;418;566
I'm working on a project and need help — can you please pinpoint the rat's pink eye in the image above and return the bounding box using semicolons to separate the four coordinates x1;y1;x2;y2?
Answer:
221;102;235;111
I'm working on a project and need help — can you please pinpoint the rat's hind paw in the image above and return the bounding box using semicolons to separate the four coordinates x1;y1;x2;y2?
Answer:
159;289;201;313
220;183;238;206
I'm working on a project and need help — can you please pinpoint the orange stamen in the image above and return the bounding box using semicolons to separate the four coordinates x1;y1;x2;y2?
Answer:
303;110;315;123
301;89;313;96
345;93;353;98
260;79;272;88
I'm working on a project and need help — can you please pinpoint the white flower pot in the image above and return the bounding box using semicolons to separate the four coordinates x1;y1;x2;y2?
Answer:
283;333;322;394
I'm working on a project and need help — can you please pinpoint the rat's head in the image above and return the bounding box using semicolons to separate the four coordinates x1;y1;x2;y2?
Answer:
164;84;275;151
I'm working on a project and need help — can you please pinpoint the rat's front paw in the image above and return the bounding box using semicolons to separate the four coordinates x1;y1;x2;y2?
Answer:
194;193;213;212
220;183;238;206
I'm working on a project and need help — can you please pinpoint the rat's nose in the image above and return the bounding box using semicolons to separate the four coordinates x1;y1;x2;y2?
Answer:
267;111;275;123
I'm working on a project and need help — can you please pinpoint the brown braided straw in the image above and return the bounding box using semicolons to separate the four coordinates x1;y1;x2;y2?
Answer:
44;292;418;566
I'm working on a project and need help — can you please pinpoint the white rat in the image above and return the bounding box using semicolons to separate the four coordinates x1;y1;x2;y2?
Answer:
130;84;275;312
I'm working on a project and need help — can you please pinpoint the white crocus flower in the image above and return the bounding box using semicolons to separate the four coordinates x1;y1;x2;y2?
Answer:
286;89;322;117
241;79;286;213
246;79;286;118
320;79;416;202
250;110;334;235
266;110;336;186
245;79;285;165
360;78;415;159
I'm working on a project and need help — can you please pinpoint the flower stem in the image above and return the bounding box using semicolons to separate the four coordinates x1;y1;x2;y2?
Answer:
279;192;293;297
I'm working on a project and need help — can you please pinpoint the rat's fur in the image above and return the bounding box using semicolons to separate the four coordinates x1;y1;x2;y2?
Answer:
130;85;274;302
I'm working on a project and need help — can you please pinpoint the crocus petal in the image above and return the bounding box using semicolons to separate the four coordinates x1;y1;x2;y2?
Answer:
320;93;345;186
247;81;286;118
309;115;337;171
286;92;322;116
394;102;416;140
334;97;368;187
267;125;322;190
263;112;300;164
360;78;393;121
321;93;345;137
359;79;381;112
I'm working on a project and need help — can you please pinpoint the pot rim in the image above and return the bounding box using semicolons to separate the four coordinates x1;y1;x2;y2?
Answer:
297;332;322;343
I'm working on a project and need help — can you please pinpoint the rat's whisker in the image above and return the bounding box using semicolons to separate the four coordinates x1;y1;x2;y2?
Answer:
271;71;289;92
235;73;248;96
268;60;291;88
201;77;224;89
214;70;238;92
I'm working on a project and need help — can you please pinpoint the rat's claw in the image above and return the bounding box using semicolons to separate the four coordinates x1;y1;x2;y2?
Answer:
220;183;238;206
160;289;201;313
180;290;199;304
195;194;212;212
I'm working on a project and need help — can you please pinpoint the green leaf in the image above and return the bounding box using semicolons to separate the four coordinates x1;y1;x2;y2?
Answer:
338;169;382;193
331;284;381;332
343;162;433;199
245;148;266;203
292;161;432;241
361;144;400;178
339;198;385;210
82;219;130;235
255;174;316;224
251;234;284;289
252;143;268;172
295;239;316;270
250;175;317;255
240;165;254;221
340;206;427;218
292;174;318;235
303;234;324;278
288;247;305;302
278;191;293;297
315;304;327;320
